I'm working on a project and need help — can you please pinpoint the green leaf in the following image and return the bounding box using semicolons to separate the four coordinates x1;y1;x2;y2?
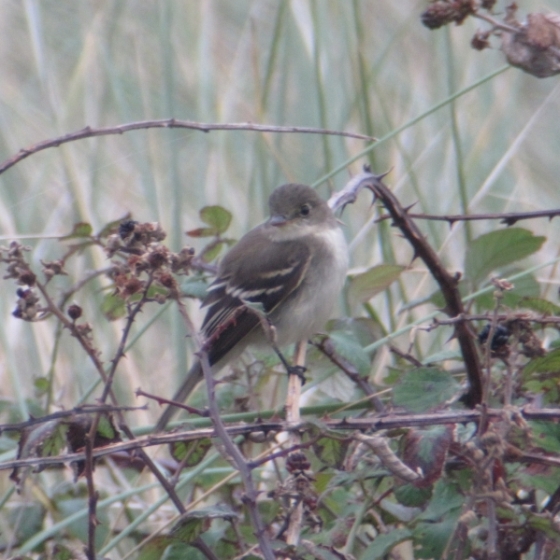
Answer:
464;228;546;284
100;293;126;321
97;415;116;439
200;205;232;233
528;511;560;543
96;213;132;238
181;277;209;299
8;503;45;545
328;331;371;375
528;421;560;454
202;240;226;262
523;348;560;376
362;527;412;559
34;376;50;395
422;349;463;364
313;435;350;469
348;264;405;305
42;424;67;456
170;438;212;467
137;536;174;560
413;516;460;559
473;271;540;310
394;483;432;507
518;297;560;315
170;518;207;545
62;222;93;239
393;368;460;412
418;479;464;521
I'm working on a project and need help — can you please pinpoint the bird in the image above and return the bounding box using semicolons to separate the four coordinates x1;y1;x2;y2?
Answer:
154;183;348;431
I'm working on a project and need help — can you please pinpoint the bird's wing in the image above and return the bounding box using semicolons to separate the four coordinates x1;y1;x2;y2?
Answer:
200;230;311;365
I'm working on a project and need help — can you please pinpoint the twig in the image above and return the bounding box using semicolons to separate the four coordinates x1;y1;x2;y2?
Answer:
313;337;385;412
0;120;375;175
84;434;99;560
427;313;560;327
136;388;208;417
37;271;194;524
389;344;424;368
6;407;560;471
174;297;275;560
0;404;146;433
283;341;307;554
391;208;560;226
364;169;483;407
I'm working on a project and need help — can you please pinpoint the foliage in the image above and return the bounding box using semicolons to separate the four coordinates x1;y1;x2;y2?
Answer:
1;2;560;560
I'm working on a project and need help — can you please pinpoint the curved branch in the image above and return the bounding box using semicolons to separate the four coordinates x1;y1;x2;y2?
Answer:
0;120;375;175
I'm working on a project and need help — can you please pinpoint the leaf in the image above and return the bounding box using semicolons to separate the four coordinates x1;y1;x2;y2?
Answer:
401;425;454;487
100;293;126;321
202;240;226;262
348;264;405;305
528;511;560;543
464;228;546;284
473;271;540;310
528;421;560;454
199;205;232;234
61;222;93;239
41;424;67;456
97;213;132;238
328;330;371;374
523;348;560;376
313;435;350;469
168;505;238;546
97;415;116;439
418;479;464;521
181;277;209;299
137;536;175;560
413;516;460;559
422;349;463;364
170;438;212;467
393;368;460;412
518;297;560;315
394;483;433;507
362;527;412;559
186;226;217;238
34;376;50;395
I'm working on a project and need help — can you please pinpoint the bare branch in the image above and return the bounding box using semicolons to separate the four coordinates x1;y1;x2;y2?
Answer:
0;120;375;175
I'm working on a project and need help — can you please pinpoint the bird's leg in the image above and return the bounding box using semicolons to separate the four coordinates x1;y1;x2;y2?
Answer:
271;343;307;384
260;316;306;383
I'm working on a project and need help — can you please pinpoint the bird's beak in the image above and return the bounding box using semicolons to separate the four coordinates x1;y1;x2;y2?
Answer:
269;214;288;226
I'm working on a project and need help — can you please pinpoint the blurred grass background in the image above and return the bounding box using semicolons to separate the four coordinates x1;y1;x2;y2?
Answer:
1;0;560;555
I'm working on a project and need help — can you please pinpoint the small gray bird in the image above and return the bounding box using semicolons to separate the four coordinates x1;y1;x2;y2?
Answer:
155;183;348;431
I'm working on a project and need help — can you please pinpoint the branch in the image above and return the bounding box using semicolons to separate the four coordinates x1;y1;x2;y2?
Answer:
364;169;483;407
388;208;560;226
0;120;375;175
313;337;385;412
5;407;560;471
0;404;146;433
174;297;275;560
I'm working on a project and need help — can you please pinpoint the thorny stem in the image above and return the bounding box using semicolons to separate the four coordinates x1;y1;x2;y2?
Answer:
174;297;275;560
8;407;560;472
37;272;213;555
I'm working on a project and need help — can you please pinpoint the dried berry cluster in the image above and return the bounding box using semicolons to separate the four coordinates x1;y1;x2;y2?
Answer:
421;1;560;78
107;219;195;303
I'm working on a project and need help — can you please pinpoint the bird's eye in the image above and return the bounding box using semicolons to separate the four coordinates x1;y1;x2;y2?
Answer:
300;204;311;216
